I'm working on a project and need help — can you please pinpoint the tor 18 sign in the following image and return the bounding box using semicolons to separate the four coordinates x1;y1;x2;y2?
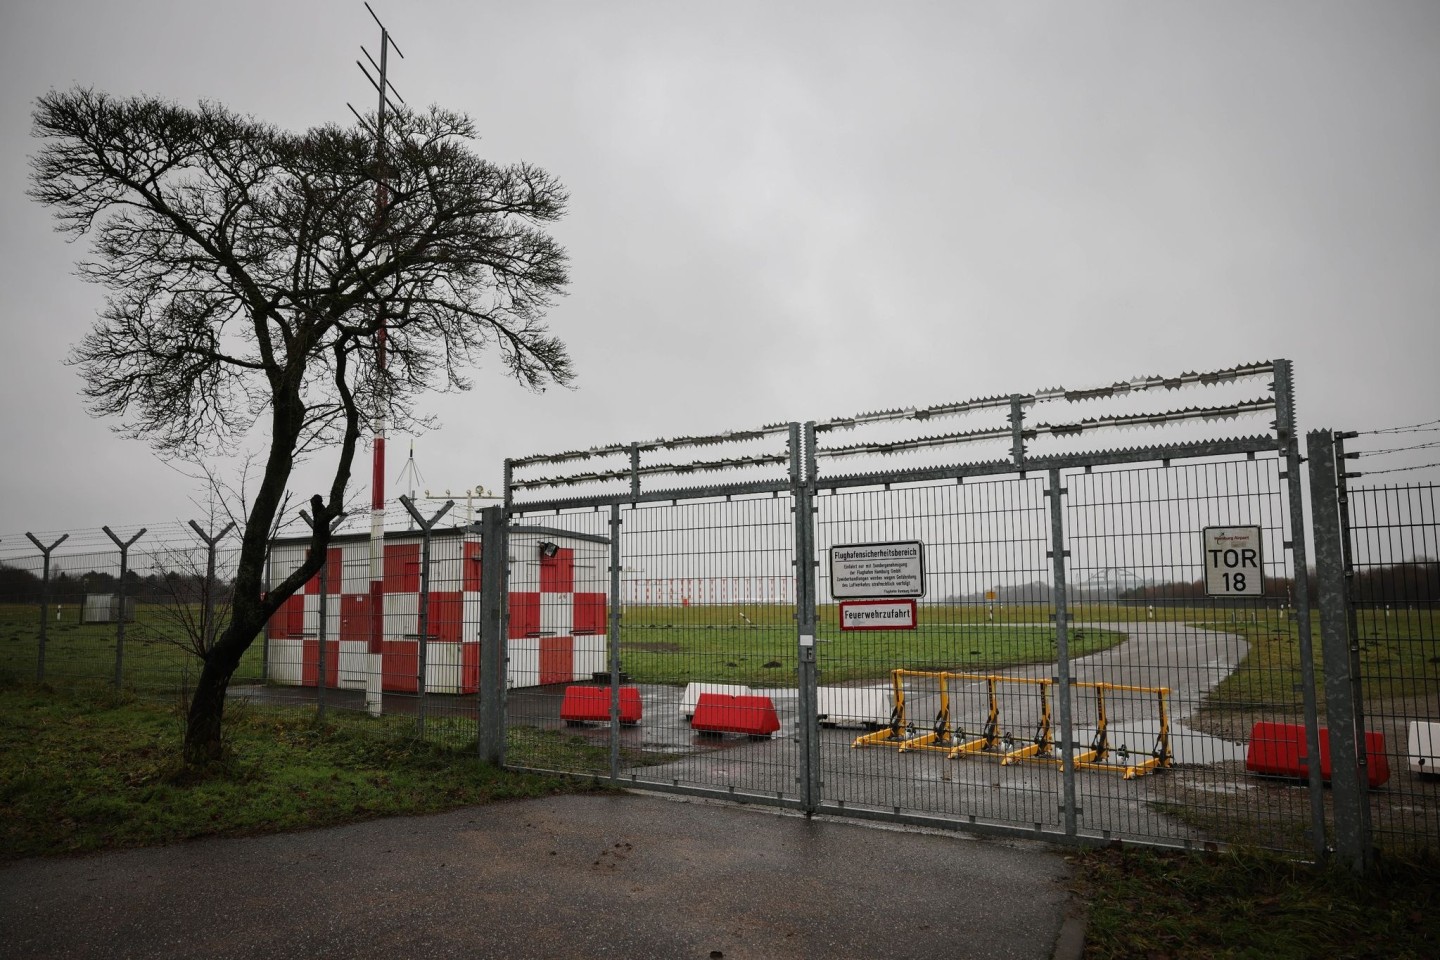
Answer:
1202;526;1264;597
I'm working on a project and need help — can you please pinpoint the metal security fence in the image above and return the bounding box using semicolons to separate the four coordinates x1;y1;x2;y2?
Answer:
0;522;256;698
1060;458;1309;851
1309;429;1439;869
0;511;499;751
7;359;1431;869
497;359;1377;859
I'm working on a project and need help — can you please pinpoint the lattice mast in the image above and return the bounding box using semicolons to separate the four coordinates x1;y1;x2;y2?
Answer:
349;3;405;715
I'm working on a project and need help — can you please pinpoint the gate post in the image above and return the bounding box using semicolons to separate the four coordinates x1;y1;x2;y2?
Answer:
1275;359;1330;860
1046;469;1078;839
793;422;822;814
1307;429;1374;873
607;504;624;781
477;506;509;765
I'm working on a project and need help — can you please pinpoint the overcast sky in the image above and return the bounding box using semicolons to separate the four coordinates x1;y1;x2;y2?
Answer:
1;0;1437;543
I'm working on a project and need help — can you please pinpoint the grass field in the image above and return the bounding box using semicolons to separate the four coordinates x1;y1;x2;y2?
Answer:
0;602;264;693
1;599;1131;691
1196;607;1438;718
614;602;1128;685
4;599;1432;715
0;685;611;861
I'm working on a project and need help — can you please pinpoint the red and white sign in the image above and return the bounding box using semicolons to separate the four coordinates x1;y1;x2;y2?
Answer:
839;598;918;631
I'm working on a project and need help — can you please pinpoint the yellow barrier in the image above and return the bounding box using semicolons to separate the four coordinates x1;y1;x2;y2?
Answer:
850;670;1172;780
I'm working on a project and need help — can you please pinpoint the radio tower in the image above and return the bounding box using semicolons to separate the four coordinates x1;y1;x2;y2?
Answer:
349;2;405;716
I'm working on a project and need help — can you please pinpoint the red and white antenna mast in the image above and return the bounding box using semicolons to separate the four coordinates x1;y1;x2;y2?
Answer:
349;2;405;716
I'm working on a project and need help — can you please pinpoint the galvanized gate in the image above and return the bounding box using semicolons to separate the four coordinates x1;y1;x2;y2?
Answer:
497;360;1340;856
502;424;810;810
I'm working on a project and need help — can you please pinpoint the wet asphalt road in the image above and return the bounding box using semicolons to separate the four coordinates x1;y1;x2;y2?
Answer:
0;792;1077;960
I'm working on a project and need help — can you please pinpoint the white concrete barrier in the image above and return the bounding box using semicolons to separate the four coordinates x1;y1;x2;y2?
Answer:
1409;720;1440;776
681;682;753;717
817;686;892;729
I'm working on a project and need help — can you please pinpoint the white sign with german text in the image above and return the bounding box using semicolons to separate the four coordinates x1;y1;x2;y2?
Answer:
830;541;926;599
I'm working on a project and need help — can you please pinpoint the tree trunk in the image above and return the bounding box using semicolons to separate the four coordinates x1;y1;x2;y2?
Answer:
184;637;241;763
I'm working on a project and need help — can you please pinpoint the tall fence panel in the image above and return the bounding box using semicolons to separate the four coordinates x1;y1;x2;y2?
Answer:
1333;462;1439;858
1346;481;1439;855
1307;429;1439;867
500;422;806;806
1060;456;1314;850
812;475;1066;837
611;495;801;802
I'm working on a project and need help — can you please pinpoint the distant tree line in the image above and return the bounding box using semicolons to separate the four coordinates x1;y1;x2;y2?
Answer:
0;564;234;606
1119;576;1303;604
1118;559;1437;607
1348;560;1438;605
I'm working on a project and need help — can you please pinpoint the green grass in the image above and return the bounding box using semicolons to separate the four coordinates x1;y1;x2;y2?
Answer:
1073;846;1440;959
0;602;265;693
0;685;604;861
10;597;1429;716
617;603;1125;685
1201;608;1438;714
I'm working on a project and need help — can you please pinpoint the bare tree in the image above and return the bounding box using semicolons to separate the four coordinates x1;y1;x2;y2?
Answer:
30;88;572;762
143;462;293;666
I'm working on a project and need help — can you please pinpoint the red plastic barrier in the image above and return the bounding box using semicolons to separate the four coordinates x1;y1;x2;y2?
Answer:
560;685;642;725
1245;722;1391;788
690;693;781;738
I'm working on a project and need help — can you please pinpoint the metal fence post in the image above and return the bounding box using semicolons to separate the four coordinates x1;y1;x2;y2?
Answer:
1274;359;1329;860
261;549;272;683
1009;395;1027;469
401;495;454;739
187;521;235;657
1307;429;1374;873
1333;432;1362;655
1046;469;1078;839
25;533;68;682
477;505;508;765
299;510;345;722
102;526;145;689
317;548;330;721
793;422;821;814
608;504;623;782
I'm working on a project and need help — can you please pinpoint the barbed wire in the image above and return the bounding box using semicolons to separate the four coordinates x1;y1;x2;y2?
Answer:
1353;461;1440;477
1;499;483;564
1359;418;1440;436
1353;439;1440;457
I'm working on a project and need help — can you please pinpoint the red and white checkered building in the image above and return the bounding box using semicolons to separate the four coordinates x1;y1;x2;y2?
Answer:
266;526;609;693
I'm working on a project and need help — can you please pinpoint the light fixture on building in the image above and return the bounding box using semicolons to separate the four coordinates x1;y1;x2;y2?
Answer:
538;541;559;558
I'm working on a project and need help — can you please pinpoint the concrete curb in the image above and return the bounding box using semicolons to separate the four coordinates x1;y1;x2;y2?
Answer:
1052;906;1088;960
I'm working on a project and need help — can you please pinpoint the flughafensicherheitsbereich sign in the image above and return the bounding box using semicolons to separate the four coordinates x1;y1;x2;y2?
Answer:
829;541;926;599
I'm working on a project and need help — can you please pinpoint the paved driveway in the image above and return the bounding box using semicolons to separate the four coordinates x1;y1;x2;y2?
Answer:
1;792;1078;960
